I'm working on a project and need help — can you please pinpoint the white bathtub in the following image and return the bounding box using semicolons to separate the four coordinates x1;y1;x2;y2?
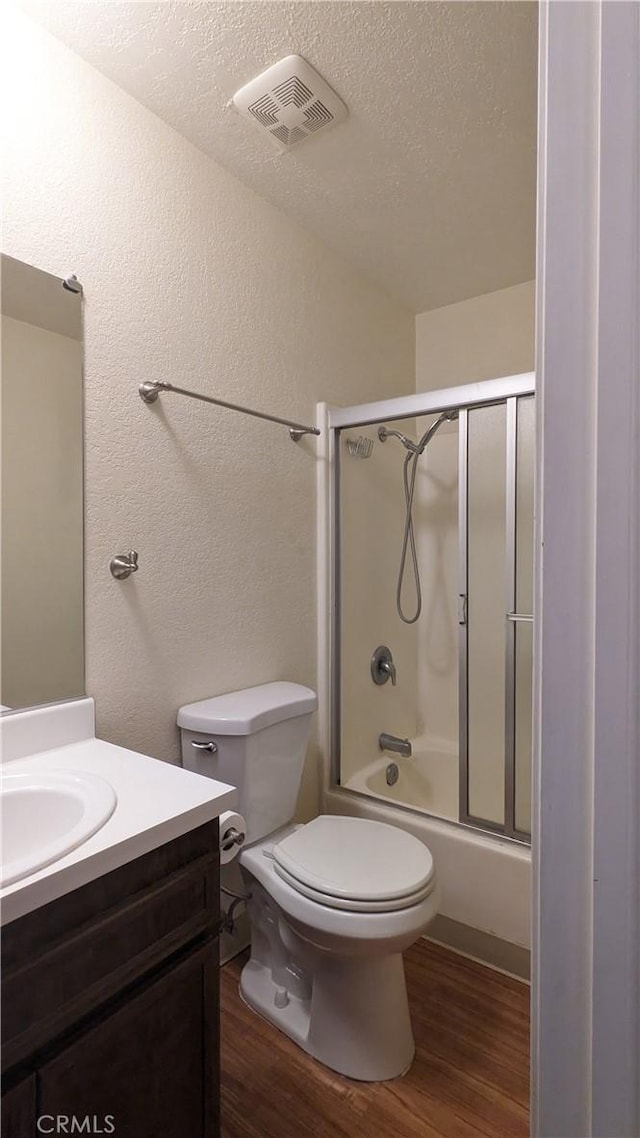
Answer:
345;735;459;821
326;739;531;962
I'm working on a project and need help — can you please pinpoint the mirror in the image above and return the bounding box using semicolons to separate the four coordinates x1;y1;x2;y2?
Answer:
1;254;84;712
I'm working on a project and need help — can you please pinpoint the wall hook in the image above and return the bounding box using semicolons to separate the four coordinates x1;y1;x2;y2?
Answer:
62;274;83;295
110;551;139;580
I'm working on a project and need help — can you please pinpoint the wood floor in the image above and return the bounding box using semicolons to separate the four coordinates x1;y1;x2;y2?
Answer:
220;939;530;1138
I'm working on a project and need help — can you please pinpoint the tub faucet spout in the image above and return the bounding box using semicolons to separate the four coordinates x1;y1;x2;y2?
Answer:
378;733;412;758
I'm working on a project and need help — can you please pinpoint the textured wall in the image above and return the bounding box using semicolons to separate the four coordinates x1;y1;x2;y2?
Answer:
1;9;414;816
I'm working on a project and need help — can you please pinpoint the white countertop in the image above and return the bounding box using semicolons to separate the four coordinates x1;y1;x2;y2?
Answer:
1;699;236;925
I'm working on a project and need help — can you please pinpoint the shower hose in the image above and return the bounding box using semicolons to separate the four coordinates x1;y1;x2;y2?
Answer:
396;448;423;624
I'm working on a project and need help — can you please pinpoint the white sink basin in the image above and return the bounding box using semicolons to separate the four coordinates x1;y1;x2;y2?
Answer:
1;770;117;886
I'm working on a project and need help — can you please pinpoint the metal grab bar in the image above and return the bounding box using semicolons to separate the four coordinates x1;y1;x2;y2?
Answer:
506;612;534;622
139;381;320;442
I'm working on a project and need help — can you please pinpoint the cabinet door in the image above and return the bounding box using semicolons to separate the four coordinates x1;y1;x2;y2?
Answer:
1;1074;36;1138
37;944;218;1138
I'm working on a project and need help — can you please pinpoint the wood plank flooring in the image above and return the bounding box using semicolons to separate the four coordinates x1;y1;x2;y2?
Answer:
221;939;530;1138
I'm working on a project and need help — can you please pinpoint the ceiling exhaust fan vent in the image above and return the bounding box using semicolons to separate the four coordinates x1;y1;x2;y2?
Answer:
233;55;348;151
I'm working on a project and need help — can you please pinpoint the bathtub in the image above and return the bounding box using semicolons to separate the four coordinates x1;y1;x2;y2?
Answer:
325;737;531;976
345;735;459;821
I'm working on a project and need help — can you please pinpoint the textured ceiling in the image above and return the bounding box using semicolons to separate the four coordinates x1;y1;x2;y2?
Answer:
18;1;538;313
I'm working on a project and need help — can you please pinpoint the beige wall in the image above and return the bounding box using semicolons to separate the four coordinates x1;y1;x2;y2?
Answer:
416;281;535;391
2;9;414;816
1;315;84;709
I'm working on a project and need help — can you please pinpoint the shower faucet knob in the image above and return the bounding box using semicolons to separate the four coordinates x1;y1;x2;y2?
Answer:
371;645;397;686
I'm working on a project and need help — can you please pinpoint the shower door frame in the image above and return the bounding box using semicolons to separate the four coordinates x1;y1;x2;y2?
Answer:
459;391;535;842
327;371;535;844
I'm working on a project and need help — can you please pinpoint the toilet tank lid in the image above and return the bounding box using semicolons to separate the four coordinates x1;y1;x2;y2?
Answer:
177;682;317;735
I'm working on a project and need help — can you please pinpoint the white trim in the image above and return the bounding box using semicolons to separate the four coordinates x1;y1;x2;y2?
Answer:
533;5;599;1132
591;3;640;1132
316;402;333;801
327;373;534;429
533;2;640;1135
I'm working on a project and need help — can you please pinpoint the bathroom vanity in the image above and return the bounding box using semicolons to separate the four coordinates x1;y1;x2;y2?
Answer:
1;700;235;1138
2;822;219;1138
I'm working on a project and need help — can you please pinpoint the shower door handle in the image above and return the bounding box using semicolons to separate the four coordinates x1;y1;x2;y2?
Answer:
458;595;467;625
506;612;534;623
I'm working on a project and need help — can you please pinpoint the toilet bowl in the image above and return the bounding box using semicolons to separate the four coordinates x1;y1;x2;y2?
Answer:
178;683;439;1081
240;816;438;1081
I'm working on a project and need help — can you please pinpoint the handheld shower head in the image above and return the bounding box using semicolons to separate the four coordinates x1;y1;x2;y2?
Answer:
414;408;459;454
378;409;458;456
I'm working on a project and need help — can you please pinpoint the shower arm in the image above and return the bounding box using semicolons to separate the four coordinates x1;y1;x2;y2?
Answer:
139;381;320;442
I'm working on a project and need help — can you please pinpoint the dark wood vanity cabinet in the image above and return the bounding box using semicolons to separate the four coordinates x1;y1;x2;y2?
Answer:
1;821;220;1138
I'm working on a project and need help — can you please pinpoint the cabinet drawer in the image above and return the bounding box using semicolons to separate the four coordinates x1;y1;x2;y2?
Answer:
2;822;219;1072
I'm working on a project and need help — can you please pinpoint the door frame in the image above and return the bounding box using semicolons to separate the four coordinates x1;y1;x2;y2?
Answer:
533;2;640;1134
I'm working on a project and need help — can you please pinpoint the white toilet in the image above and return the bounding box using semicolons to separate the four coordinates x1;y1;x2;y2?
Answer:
178;682;439;1082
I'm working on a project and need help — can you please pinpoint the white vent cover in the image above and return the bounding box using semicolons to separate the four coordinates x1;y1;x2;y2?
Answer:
233;55;348;150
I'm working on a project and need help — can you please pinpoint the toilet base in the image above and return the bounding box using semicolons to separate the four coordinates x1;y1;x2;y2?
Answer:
240;949;415;1082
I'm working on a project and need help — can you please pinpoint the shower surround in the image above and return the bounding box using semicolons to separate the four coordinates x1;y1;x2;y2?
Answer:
317;373;534;966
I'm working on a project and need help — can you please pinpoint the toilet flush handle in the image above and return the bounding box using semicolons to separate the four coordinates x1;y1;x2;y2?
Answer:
191;739;218;753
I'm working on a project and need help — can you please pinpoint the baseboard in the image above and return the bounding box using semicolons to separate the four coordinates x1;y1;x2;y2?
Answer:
425;915;530;982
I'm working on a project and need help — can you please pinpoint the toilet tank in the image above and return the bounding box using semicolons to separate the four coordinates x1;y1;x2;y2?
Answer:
177;682;317;843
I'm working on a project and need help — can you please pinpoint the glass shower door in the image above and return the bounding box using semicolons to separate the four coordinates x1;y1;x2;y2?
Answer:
462;402;507;829
512;396;534;836
460;396;534;839
330;376;534;843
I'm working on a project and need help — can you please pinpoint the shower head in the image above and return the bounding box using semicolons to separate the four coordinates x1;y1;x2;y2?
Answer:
378;408;458;455
415;408;458;454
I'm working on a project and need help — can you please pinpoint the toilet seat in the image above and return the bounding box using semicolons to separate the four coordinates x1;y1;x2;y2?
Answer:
272;815;435;913
273;861;434;912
